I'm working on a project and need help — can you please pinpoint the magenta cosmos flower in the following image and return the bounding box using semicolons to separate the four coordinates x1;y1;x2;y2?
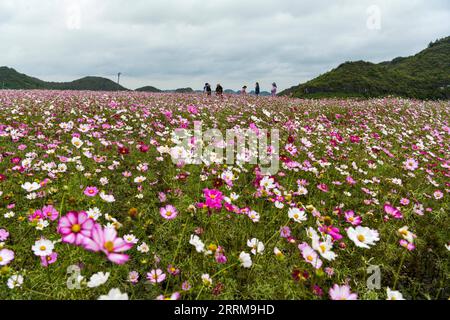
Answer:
42;205;59;221
83;224;133;265
40;252;58;267
344;210;362;226
58;211;95;245
329;284;358;300
384;204;403;219
203;188;223;209
84;186;99;197
160;205;178;220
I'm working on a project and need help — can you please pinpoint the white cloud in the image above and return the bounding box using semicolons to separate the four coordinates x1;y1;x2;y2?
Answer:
0;0;448;91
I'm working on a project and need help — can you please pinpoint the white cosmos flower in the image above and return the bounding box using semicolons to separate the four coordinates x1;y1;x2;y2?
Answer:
445;243;450;251
260;176;275;189
31;239;54;257
99;192;115;203
137;242;149;253
239;251;253;268
288;207;307;223
189;235;205;253
87;272;110;288
21;182;41;192
386;288;405;300
347;226;380;249
71;137;84;149
7;274;24;289
311;234;337;261
98;288;128;300
247;211;260;223
134;176;146;183
247;238;265;255
123;234;139;244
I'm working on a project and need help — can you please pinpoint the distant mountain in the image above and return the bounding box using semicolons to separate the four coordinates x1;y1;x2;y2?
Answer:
174;87;194;93
280;36;450;100
249;90;271;96
135;85;162;93
0;67;128;91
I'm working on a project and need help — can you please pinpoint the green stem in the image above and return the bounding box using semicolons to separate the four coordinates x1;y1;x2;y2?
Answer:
393;252;406;290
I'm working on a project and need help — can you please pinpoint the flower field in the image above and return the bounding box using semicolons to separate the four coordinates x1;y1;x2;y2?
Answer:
0;90;448;300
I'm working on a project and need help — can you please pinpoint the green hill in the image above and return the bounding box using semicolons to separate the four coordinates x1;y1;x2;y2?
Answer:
135;85;162;93
280;36;450;100
0;67;128;91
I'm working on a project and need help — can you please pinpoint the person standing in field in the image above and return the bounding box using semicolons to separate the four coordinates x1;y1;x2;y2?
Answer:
271;82;277;97
255;82;260;96
204;83;212;96
241;86;247;95
216;84;223;98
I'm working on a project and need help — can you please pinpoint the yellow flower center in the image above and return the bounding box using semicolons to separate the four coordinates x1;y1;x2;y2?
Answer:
40;245;46;251
307;255;314;262
294;214;299;219
0;257;3;262
104;241;114;252
71;224;81;233
165;211;172;217
357;234;365;242
320;244;326;252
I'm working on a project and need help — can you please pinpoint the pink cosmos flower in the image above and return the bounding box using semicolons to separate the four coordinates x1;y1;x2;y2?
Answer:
298;242;322;269
83;224;134;265
403;158;419;171
0;228;9;241
317;183;329;193
344;210;362;226
58;211;95;245
42;205;59;221
84;186;99;197
40;252;58;267
384;203;403;219
400;198;410;206
128;271;140;284
400;239;416;251
329;284;358;300
280;226;291;238
433;190;443;200
147;269;166;284
160;205;178;220
0;248;14;266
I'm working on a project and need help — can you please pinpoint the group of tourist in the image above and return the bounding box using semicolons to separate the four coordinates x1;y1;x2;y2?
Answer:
203;82;277;97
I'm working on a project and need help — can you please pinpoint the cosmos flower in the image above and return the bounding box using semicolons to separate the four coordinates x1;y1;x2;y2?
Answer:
87;272;110;288
40;252;58;267
347;226;380;249
189;235;205;253
239;252;252;268
0;228;9;241
384;204;403;219
386;288;405;300
84;186;99;197
298;242;322;269
58;211;95;246
247;238;265;255
147;269;166;284
32;238;54;257
329;284;358;300
98;288;128;300
344;210;362;226
160;204;178;220
83;225;134;265
288;207;307;223
0;248;14;266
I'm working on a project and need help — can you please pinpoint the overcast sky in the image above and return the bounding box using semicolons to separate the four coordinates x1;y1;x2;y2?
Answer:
0;0;449;91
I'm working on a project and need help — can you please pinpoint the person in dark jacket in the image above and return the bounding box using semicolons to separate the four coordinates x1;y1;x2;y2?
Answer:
204;83;212;96
216;84;223;97
255;82;260;96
